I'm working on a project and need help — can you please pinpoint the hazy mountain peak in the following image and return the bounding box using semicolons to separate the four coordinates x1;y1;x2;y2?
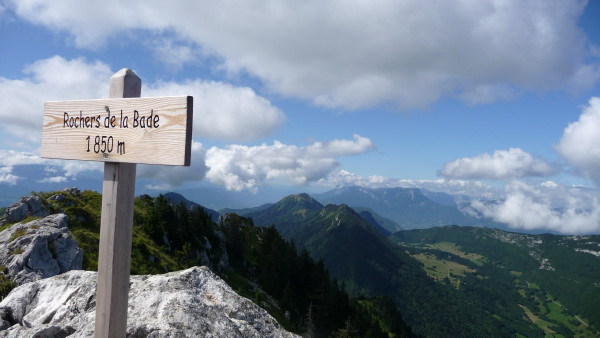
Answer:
316;186;492;230
277;193;323;211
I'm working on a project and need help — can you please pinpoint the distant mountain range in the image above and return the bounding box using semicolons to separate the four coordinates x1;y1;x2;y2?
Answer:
220;185;503;233
245;193;475;336
242;192;600;336
314;186;502;230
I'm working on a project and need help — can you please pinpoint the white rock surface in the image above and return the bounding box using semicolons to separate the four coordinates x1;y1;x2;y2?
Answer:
0;266;298;337
0;214;83;285
1;196;49;225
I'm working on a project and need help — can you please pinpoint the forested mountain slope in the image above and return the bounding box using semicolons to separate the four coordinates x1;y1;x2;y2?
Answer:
390;226;600;336
248;194;549;337
0;189;411;337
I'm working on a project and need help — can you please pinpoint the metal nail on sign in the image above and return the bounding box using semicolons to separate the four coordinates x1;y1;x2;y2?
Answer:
42;96;193;166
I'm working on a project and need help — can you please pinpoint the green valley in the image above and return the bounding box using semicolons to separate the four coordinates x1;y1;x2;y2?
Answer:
391;226;600;337
246;193;600;337
247;194;541;336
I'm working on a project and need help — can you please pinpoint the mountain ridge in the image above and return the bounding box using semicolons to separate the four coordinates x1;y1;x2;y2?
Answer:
315;185;502;230
247;193;533;336
0;189;409;337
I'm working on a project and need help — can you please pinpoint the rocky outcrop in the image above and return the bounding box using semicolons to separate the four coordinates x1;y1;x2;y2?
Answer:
0;214;83;285
0;196;49;225
0;266;298;337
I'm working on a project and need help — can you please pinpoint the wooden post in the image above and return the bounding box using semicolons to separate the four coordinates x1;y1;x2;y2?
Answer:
94;69;140;337
40;67;193;336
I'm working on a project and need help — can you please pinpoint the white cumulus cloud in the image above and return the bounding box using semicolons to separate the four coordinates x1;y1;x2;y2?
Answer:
36;176;68;184
468;181;600;234
439;148;554;180
145;80;285;142
205;135;376;192
0;56;284;148
137;141;208;189
0;150;46;166
0;56;111;143
60;161;102;177
0;167;19;185
0;149;103;181
5;0;598;110
556;97;600;186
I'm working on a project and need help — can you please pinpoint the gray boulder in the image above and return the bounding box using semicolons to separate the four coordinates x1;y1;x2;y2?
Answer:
0;214;83;285
2;196;49;225
0;266;299;337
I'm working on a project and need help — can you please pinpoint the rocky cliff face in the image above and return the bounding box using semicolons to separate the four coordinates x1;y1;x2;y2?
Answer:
0;213;83;285
0;266;298;337
0;196;49;226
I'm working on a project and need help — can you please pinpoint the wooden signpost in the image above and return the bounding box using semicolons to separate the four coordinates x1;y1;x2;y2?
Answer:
41;68;193;337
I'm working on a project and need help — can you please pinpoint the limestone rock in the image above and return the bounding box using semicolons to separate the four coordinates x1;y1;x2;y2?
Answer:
0;266;299;337
2;196;49;225
0;214;83;285
60;187;80;195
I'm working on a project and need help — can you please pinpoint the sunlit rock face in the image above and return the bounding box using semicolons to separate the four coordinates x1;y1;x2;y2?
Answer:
0;213;83;285
0;266;299;337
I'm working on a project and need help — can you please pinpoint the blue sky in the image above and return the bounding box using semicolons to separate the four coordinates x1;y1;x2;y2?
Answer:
1;0;600;234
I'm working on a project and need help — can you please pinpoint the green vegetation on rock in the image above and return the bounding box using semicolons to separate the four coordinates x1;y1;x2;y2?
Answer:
0;266;17;302
20;189;411;337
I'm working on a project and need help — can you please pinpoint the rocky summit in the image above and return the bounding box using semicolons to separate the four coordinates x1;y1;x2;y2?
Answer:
0;213;83;285
1;196;49;226
0;266;298;337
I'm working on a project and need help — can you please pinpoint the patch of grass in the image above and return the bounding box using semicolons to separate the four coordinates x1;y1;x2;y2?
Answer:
130;228;179;275
515;284;600;337
0;216;41;233
71;228;100;271
0;222;12;233
21;216;41;224
402;241;487;266
0;273;17;301
10;247;24;255
544;300;598;337
519;304;559;336
547;301;569;325
8;228;27;242
411;252;475;288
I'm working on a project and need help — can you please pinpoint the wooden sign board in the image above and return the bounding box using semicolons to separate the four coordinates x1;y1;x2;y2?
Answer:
41;96;193;166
